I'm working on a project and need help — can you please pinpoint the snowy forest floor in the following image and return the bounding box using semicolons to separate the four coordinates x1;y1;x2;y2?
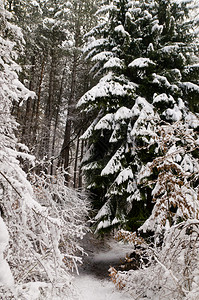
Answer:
73;233;132;300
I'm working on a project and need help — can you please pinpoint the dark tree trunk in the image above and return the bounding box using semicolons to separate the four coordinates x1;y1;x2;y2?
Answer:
73;134;80;188
39;51;56;165
78;139;84;188
20;55;35;145
50;65;66;175
60;53;78;183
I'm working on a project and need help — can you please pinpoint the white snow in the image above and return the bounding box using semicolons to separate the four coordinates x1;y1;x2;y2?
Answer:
152;22;163;34
81;118;99;139
115;167;133;185
152;74;172;89
181;81;199;92
0;260;14;286
31;1;40;6
77;73;137;107
185;112;199;128
0;217;9;252
114;106;132;121
132;96;154;117
101;146;124;176
181;154;194;173
0;216;14;286
153;93;175;104
96;3;115;16
161;44;179;53
104;57;124;69
114;25;130;38
147;43;154;52
111;217;120;225
92;51;113;62
129;57;155;68
82;162;99;171
97;220;111;230
130;97;157;139
74;275;131;300
84;38;107;54
43;17;56;25
95;202;111;221
95;113;114;130
163;104;182;121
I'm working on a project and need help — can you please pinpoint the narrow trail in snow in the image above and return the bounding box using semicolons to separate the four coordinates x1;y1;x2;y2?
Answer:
78;233;122;280
73;233;133;300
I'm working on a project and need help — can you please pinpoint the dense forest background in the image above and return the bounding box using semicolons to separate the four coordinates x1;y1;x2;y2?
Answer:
6;0;98;186
0;0;199;299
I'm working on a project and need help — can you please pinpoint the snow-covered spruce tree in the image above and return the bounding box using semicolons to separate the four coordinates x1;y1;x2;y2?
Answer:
0;3;89;299
78;0;140;232
78;0;199;233
127;0;199;232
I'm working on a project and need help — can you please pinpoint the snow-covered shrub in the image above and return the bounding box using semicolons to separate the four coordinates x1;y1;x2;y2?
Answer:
0;168;89;299
110;221;199;300
139;119;199;233
110;118;199;299
1;133;89;298
31;170;90;272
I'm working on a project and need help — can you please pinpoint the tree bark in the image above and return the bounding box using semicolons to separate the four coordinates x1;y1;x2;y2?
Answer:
73;134;80;188
20;55;35;145
50;64;66;175
78;139;84;188
39;50;55;164
60;52;78;183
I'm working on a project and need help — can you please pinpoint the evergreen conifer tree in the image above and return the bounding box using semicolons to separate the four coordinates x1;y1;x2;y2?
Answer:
78;0;199;233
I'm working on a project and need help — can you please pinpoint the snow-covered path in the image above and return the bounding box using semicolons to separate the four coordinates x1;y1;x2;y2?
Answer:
73;234;133;300
74;275;131;300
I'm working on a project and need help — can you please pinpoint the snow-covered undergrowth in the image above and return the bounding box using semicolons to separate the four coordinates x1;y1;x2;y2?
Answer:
110;222;199;300
0;162;90;299
0;217;14;287
109;119;199;300
0;3;90;298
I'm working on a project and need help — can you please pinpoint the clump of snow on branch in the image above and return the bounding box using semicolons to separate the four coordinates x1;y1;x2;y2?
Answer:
77;73;137;109
129;57;155;68
0;216;14;287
